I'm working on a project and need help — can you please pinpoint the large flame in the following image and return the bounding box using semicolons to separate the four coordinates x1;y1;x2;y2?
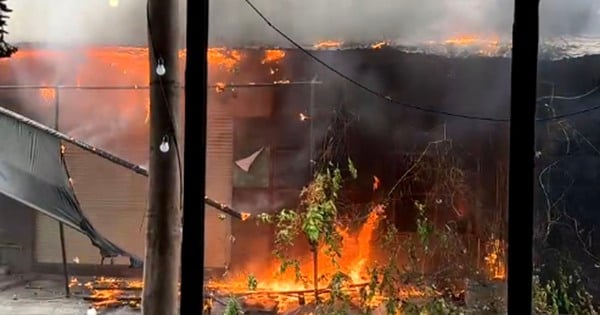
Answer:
207;206;386;302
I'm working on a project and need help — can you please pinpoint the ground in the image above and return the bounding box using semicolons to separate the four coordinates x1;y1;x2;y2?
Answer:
0;275;140;315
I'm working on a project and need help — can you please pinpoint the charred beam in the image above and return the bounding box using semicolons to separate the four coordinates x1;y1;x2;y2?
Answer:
204;196;250;221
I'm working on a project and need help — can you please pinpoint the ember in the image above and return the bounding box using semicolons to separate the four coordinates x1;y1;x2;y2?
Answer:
207;48;243;72
371;41;389;49
314;40;343;50
39;87;56;103
484;237;507;281
262;49;286;64
299;113;310;121
70;277;143;310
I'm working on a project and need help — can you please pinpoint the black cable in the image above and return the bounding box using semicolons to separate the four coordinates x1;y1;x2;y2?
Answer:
242;0;507;122
243;0;600;124
146;0;184;211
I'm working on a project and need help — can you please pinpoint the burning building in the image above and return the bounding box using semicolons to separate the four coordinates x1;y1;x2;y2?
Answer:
0;0;599;312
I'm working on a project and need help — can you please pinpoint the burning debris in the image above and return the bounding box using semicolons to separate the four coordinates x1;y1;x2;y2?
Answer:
314;40;343;50
202;145;509;314
262;50;286;64
68;277;143;310
299;113;310;121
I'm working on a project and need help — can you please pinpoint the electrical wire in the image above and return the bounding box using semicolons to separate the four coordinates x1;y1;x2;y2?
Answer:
242;0;600;123
146;1;184;212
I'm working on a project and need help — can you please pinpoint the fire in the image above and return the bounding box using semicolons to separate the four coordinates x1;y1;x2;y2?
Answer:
262;50;286;64
144;100;150;125
371;41;389;49
372;176;380;191
241;212;251;221
207;48;242;71
484;237;506;280
443;35;500;47
299;113;310;121
314;40;343;50
215;82;226;93
207;206;393;309
70;277;143;309
39;88;56;103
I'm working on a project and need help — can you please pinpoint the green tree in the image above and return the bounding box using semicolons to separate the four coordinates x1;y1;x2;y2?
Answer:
0;0;16;58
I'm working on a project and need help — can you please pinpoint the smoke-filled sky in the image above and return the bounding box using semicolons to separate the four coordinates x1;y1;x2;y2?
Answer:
7;0;600;46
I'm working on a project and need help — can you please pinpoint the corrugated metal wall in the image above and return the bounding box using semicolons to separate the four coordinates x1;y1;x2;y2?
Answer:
34;102;235;269
35;142;147;265
204;101;234;269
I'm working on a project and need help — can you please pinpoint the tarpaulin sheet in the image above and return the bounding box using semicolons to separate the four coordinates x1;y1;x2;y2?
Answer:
0;113;142;267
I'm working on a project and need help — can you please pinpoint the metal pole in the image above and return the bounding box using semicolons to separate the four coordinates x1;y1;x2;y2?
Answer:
58;224;70;297
507;1;539;313
143;0;182;313
54;89;70;298
180;0;208;312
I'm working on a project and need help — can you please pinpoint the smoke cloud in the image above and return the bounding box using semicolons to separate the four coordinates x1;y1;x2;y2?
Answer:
6;0;600;47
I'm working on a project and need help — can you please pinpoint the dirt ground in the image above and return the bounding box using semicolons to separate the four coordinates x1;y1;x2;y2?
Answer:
0;274;231;315
0;275;139;315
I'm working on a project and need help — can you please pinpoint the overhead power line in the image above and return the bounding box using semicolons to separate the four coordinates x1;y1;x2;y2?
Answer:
242;0;600;123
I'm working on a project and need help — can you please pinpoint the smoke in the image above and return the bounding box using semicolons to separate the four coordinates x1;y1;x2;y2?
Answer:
5;0;600;48
209;0;600;46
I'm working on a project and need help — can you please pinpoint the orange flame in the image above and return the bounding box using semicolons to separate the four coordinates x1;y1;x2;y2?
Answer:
207;48;242;71
444;35;500;47
484;237;506;280
314;40;343;49
210;205;385;292
241;212;251;221
40;88;56;103
371;41;389;49
262;49;286;64
215;82;226;93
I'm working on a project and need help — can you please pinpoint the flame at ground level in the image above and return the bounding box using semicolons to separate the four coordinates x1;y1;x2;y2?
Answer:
211;205;386;292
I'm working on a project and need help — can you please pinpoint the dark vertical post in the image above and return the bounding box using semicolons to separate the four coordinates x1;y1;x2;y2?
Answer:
144;0;182;313
180;0;208;313
58;224;69;297
55;88;70;298
508;1;539;313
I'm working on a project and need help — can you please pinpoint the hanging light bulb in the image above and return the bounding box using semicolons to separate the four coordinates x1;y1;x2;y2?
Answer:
156;58;167;76
159;135;170;153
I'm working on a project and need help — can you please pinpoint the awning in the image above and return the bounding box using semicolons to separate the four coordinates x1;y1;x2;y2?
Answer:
0;110;142;267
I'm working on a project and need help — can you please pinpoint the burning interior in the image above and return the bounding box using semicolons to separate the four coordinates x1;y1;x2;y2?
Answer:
0;34;599;313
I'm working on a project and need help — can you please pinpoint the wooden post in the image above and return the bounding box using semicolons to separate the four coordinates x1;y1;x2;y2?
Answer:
507;0;539;313
143;0;182;313
180;0;209;313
